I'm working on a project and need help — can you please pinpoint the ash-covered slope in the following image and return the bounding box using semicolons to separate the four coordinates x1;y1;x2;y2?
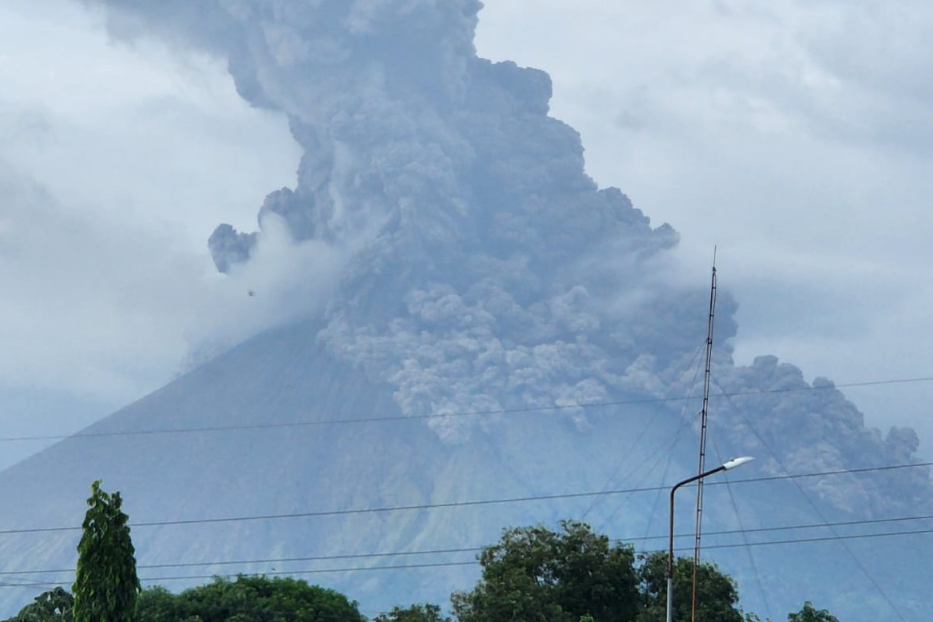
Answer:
1;0;930;619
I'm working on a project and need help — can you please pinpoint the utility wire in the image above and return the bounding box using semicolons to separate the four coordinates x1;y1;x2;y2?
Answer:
580;344;704;522
635;348;707;538
1;376;931;443
583;350;705;526
0;461;927;537
594;408;700;535
578;396;668;522
6;512;933;578
637;513;933;544
694;526;933;550
0;561;480;588
713;381;909;622
4;525;933;589
711;437;773;621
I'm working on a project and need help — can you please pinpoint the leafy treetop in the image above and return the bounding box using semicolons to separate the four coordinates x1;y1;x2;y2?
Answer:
136;576;366;622
451;520;642;622
73;480;140;622
6;588;74;622
788;602;839;622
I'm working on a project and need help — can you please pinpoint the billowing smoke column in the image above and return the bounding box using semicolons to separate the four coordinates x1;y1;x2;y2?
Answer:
92;0;707;443
88;0;928;510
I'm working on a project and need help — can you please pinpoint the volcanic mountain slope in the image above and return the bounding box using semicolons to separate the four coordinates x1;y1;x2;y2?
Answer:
0;321;929;620
1;0;931;619
0;319;678;611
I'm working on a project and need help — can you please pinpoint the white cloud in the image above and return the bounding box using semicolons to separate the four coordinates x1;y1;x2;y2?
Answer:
0;0;300;244
0;163;344;415
0;0;308;442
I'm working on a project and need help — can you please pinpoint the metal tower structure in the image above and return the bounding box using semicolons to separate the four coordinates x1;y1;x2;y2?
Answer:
691;255;718;622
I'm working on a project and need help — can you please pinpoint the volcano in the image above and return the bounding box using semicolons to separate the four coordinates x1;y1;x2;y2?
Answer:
0;1;930;620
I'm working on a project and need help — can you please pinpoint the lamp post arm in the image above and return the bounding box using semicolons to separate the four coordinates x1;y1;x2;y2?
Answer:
665;457;751;622
667;464;727;579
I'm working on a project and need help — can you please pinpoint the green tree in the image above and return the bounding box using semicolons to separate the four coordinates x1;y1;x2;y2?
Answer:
6;588;74;622
635;552;745;622
134;587;180;622
73;480;141;622
136;576;366;622
375;604;449;622
788;602;838;622
451;521;640;622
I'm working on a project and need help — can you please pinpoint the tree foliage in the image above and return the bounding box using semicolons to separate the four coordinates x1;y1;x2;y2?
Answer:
451;520;641;622
6;588;74;622
73;480;141;622
374;604;449;622
6;516;841;622
635;551;745;622
788;602;839;622
136;576;366;622
449;522;772;622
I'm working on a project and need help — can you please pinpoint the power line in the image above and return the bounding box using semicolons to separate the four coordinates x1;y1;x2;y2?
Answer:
7;512;933;578
2;375;931;444
580;352;705;524
0;484;672;536
593;409;698;534
589;345;705;534
130;526;933;579
640;512;933;543
0;563;480;589
1;461;928;537
693;526;933;551
4;525;933;589
713;381;910;622
711;437;773;621
0;547;485;577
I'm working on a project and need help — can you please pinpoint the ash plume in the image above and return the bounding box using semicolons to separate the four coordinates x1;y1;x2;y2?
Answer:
84;0;928;494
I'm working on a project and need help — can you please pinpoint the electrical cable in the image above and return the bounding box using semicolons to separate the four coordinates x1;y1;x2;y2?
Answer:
578;399;665;522
713;381;909;622
580;344;705;523
7;512;933;578
593;409;700;535
711;437;773;621
1;375;930;443
636;348;707;539
4;525;933;589
0;461;927;537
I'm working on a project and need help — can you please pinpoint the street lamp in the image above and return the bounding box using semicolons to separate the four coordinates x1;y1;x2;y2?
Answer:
666;456;753;622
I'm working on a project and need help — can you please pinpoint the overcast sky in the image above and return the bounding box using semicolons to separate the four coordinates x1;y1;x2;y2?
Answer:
1;0;931;467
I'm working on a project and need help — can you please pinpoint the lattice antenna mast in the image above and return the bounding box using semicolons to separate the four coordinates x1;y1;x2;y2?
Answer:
691;252;718;622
